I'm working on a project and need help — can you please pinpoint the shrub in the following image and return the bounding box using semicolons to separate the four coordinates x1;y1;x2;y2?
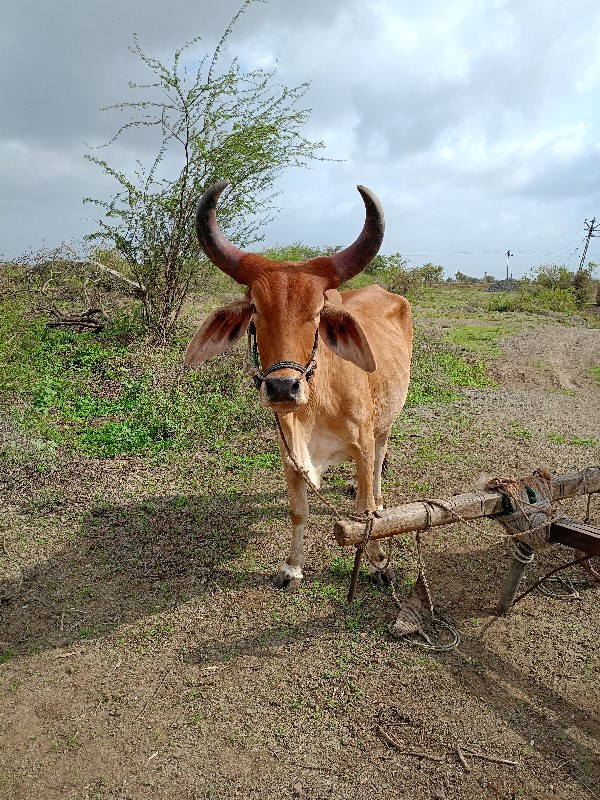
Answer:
487;293;515;312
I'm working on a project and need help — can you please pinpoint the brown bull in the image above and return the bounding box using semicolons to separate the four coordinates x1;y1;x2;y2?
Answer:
185;181;412;589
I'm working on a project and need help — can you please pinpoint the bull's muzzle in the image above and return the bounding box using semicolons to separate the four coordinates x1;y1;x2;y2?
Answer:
264;377;302;405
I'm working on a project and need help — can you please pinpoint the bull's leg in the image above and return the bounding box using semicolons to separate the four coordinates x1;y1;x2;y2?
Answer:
373;431;390;510
273;458;309;591
353;440;394;586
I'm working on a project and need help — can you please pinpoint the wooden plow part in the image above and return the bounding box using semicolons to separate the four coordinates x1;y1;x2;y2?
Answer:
335;467;600;613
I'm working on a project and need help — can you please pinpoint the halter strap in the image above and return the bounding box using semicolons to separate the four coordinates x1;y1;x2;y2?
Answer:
247;321;319;389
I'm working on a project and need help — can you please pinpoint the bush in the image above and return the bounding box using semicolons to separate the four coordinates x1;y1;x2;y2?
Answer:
382;256;444;297
487;293;515;313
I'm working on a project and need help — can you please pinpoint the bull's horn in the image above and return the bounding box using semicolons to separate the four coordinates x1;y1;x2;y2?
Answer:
195;180;247;281
330;185;385;284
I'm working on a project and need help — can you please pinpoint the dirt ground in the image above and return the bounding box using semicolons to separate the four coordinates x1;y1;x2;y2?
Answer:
1;321;599;800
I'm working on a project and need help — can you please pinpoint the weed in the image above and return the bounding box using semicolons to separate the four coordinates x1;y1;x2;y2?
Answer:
0;648;17;664
570;437;598;447
546;432;566;444
330;555;364;579
591;367;600;387
76;625;104;640
406;480;431;493
509;422;533;440
51;733;81;753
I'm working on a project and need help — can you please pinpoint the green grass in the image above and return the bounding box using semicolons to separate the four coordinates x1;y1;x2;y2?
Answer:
591;367;600;387
0;286;496;462
407;331;493;406
444;324;517;357
510;422;533;440
0;648;17;665
0;298;272;460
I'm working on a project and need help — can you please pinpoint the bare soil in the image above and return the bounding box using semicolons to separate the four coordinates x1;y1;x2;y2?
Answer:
1;321;599;800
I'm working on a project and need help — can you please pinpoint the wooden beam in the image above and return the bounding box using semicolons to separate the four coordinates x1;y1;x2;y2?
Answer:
334;466;600;547
549;518;600;557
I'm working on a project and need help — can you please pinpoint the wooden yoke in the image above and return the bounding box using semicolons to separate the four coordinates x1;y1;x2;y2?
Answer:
334;466;600;547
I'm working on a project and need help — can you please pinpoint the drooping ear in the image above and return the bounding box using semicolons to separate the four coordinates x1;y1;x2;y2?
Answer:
184;299;252;366
318;305;376;372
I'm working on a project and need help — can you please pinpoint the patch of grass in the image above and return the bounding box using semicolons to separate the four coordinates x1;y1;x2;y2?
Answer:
445;324;516;357
330;555;362;579
76;625;105;640
570;437;598;447
407;332;492;406
51;733;81;753
406;480;431;493
547;432;566;444
509;422;534;440
22;487;65;514
0;648;17;664
591;367;600;387
0;296;272;459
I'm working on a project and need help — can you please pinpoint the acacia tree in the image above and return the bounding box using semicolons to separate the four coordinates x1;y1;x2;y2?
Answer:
85;1;325;344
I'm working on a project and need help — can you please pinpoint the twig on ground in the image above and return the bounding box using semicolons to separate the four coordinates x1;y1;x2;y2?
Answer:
462;749;518;767
285;763;342;776
456;743;471;771
377;725;445;762
134;667;172;721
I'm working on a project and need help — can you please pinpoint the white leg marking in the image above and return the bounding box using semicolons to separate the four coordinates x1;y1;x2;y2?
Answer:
278;562;303;581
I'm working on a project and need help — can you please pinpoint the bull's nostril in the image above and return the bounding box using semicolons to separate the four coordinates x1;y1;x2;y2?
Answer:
265;377;301;403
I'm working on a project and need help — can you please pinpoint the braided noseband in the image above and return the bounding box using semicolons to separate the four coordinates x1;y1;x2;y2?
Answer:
247;320;319;389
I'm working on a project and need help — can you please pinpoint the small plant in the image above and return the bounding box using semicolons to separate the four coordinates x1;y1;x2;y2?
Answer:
509;422;533;440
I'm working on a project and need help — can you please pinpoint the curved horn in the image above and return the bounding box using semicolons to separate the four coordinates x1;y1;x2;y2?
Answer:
195;180;247;281
330;185;385;284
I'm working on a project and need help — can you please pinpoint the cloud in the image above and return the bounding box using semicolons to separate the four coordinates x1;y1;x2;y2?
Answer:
1;0;600;273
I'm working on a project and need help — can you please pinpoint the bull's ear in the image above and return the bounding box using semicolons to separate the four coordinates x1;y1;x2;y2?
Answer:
184;299;252;366
318;305;376;372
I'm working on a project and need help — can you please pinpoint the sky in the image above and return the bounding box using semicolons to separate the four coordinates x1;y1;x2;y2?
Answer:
2;0;600;278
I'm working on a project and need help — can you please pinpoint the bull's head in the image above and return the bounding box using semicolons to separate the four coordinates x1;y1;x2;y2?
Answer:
185;180;385;413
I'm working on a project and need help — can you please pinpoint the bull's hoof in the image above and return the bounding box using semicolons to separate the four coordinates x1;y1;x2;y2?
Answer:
273;570;302;591
370;564;395;588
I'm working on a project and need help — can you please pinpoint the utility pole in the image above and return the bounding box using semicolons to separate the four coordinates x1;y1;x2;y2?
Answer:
579;218;599;270
505;250;512;281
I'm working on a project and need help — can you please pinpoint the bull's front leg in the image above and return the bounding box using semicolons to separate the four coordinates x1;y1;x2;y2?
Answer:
353;440;395;586
373;431;390;511
273;453;309;591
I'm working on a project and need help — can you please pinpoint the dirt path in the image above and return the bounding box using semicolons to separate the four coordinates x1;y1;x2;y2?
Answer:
0;321;599;800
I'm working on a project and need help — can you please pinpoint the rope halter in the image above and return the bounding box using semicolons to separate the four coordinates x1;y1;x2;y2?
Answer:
246;319;319;390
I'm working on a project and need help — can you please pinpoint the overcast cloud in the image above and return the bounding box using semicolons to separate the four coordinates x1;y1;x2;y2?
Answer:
2;0;600;277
